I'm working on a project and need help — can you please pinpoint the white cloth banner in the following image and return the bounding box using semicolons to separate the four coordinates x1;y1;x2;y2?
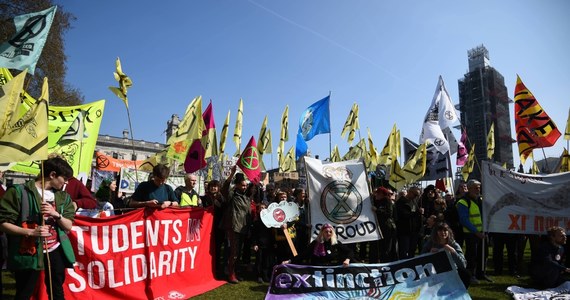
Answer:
481;161;570;234
304;157;381;244
506;281;570;300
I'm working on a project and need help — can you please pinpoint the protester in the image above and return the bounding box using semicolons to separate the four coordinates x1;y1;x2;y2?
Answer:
94;179;115;216
529;226;570;289
109;177;127;215
283;223;353;267
252;202;273;283
371;187;398;263
0;156;76;300
241;183;259;268
421;222;470;289
491;232;520;278
63;176;97;210
292;187;310;260
396;186;422;259
220;165;251;284
175;173;200;207
273;190;297;264
457;179;491;284
129;164;179;209
419;184;437;220
200;180;227;278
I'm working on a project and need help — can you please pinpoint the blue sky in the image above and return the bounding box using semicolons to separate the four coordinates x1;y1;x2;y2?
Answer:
58;0;569;172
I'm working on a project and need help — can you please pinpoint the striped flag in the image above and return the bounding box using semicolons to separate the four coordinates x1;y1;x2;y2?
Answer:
514;75;561;163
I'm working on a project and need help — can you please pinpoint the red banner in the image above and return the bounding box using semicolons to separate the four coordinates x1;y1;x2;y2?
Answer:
95;151;145;172
37;207;224;299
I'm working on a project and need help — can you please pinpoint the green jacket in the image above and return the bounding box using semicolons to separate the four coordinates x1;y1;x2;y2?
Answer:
0;180;76;270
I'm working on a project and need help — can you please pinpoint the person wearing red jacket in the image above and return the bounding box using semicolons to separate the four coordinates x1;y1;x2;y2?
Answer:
63;177;97;210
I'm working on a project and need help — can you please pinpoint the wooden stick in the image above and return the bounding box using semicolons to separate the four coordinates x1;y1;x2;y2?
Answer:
283;227;298;257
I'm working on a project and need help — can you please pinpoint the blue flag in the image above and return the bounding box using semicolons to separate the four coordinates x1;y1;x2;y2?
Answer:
295;96;331;159
0;6;57;75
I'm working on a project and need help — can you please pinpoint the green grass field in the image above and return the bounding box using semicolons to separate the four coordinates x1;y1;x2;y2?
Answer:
0;246;539;299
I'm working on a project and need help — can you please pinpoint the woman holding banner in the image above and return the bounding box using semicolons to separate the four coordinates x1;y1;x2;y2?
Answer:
422;222;471;288
283;223;353;267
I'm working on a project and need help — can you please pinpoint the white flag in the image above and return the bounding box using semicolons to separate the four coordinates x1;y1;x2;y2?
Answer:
304;157;381;244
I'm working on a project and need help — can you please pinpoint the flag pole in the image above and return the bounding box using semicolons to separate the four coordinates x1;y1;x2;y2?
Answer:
328;91;332;159
125;106;139;180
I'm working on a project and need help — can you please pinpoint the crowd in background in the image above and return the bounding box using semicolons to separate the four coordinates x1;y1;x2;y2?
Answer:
0;161;569;298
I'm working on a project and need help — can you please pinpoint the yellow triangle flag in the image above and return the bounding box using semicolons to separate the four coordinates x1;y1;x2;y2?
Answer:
402;142;427;185
219;110;231;158
233;98;243;156
108;57;132;108
167;96;205;161
378;124;397;166
560;148;569;173
342;138;366;160
0;72;49;164
257;116;272;155
341;103;359;145
280;146;296;172
278;105;289;166
388;158;406;190
487;122;495;160
461;144;476;181
330;145;341;162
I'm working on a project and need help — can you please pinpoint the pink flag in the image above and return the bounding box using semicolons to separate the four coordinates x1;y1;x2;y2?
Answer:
237;136;261;184
456;129;468;166
184;102;216;173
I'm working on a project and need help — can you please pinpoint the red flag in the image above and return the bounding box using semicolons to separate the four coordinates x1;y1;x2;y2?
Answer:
514;75;561;162
237;136;261;183
184;102;216;173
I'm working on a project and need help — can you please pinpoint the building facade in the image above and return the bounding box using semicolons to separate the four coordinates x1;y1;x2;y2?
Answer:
458;45;514;180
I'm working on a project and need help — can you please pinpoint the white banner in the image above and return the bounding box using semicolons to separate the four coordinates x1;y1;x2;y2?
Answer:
481;161;570;235
304;157;381;244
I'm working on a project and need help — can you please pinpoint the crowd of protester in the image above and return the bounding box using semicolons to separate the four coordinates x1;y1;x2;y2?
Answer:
0;160;569;299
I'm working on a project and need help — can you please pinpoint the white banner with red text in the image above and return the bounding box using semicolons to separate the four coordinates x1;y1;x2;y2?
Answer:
481;161;570;235
304;157;381;244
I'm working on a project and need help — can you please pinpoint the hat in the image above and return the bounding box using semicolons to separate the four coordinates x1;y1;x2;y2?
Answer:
375;187;392;195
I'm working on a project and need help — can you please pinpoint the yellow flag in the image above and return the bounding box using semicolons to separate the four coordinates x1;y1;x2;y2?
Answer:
487;122;495;160
0;72;49;164
461;144;476;181
138;149;170;172
341;103;359;145
560;148;569;173
233;98;243;156
342;138;366;160
366;128;379;171
402;142;427;185
219;110;230;158
280;146;296;172
502;162;507;169
278;105;289;165
257;116;272;154
378;124;397;166
167;96;204;144
330;145;341;162
531;159;540;174
108;57;132;108
167;96;205;161
395;129;401;159
564;108;570;141
388;158;406;190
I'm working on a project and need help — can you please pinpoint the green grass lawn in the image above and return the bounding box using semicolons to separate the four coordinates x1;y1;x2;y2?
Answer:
0;247;538;299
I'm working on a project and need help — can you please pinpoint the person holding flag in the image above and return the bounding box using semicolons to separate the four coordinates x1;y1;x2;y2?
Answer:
0;156;76;300
220;165;250;284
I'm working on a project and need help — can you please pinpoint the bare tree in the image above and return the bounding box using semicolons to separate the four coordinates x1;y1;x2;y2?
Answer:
0;0;84;105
